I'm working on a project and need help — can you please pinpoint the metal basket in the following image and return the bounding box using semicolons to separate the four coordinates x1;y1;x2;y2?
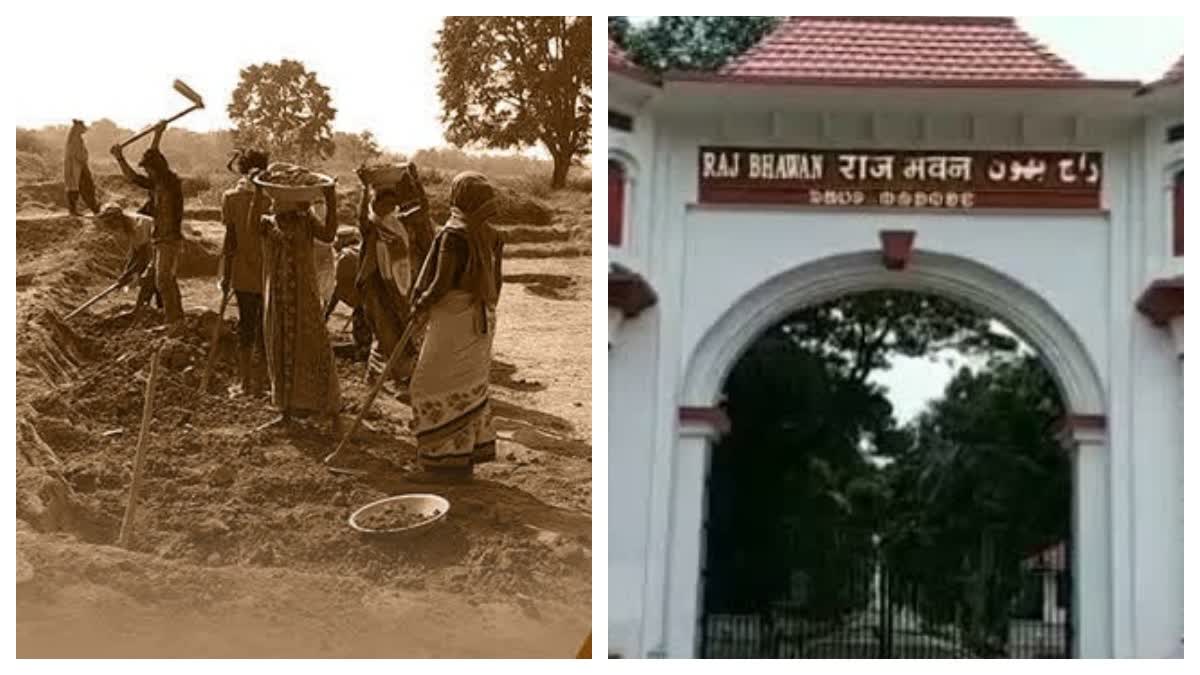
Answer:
348;493;449;535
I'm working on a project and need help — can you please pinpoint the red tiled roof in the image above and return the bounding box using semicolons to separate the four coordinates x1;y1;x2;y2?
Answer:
671;16;1137;88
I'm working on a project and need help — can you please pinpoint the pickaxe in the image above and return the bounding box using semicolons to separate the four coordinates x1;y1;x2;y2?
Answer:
119;79;205;149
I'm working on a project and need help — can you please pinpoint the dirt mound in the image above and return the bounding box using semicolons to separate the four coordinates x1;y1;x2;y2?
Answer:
15;214;221;288
17;174;212;212
15;185;592;655
17;151;55;184
496;224;572;245
14;302;589;608
333;182;552;228
506;242;590;259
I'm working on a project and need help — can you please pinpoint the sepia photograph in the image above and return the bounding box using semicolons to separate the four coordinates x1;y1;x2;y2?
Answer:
608;15;1183;658
14;8;592;658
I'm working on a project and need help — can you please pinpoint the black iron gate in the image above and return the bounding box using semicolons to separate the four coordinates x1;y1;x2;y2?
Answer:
698;529;1073;659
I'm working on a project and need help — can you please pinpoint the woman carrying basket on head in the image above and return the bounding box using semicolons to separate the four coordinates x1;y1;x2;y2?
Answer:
405;171;505;483
249;166;342;433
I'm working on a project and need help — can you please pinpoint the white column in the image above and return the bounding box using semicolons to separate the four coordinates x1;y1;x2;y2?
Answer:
1042;573;1057;624
664;430;713;657
1070;428;1112;658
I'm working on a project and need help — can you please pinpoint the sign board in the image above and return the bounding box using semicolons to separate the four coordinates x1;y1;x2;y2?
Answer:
698;147;1103;209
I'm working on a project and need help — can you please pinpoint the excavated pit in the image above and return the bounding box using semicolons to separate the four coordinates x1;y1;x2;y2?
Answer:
16;209;591;610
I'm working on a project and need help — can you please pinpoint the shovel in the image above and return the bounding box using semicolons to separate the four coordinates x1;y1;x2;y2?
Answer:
64;282;122;321
324;313;426;475
199;290;232;392
119;79;205;149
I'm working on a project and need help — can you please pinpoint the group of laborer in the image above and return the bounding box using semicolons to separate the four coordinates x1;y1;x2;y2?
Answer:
73;119;504;483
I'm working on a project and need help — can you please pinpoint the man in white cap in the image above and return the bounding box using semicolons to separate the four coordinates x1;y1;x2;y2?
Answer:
64;119;100;216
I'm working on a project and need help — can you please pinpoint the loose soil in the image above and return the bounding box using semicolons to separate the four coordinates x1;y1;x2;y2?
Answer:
356;502;441;531
15;181;592;657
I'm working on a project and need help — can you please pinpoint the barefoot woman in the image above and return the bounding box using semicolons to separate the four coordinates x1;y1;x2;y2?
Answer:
252;174;342;431
407;171;504;482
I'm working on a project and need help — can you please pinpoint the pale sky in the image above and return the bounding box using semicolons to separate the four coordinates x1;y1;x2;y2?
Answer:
13;6;455;156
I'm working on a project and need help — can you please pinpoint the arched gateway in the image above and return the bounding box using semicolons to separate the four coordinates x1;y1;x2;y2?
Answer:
609;18;1183;659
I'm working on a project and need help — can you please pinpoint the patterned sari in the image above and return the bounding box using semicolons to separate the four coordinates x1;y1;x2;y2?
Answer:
261;209;341;415
410;284;497;468
410;172;502;469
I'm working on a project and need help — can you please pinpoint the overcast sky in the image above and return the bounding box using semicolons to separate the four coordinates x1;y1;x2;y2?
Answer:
12;8;457;156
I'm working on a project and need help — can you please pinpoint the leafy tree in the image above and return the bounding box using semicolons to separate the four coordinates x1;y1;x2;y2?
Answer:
778;291;1018;387
335;130;382;166
615;16;780;73
703;291;1022;624
227;59;337;163
608;16;631;48
434;16;591;189
881;354;1069;655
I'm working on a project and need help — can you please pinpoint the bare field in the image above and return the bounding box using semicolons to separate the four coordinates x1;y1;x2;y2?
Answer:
15;175;591;657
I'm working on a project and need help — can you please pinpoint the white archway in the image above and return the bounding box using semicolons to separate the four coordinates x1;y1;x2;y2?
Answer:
682;250;1105;416
657;249;1112;658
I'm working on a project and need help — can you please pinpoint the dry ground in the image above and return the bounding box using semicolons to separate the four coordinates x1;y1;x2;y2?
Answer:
15;175;592;658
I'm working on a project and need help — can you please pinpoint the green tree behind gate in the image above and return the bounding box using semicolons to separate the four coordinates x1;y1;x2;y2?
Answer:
612;16;780;73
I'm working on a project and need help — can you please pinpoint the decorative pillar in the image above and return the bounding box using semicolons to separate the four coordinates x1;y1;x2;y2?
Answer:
1059;414;1112;658
659;407;730;657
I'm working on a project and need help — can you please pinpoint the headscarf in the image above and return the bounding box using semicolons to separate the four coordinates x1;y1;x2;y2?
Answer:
444;171;500;306
65;122;87;160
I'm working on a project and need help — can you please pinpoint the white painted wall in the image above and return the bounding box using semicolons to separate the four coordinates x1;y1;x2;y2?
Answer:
607;76;1183;659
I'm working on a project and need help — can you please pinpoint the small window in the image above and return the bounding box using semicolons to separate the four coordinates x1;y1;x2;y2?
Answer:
1173;170;1183;256
609;160;626;246
609;110;633;132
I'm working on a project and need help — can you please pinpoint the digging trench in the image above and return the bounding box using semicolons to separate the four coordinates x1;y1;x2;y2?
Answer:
15;213;590;613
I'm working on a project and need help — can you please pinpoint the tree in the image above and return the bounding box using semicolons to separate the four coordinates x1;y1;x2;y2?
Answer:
881;354;1070;654
779;291;1019;388
434;16;591;189
608;16;631;47
335;130;382;166
703;291;1020;618
227;59;337;163
616;16;780;73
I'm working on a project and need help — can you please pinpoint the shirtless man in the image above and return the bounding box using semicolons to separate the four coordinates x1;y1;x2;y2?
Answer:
110;122;185;328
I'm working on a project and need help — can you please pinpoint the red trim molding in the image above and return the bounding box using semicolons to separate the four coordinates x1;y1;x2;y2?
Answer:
1136;276;1184;326
679;406;731;435
1055;414;1108;447
1061;414;1107;432
880;230;917;270
609;264;658;319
